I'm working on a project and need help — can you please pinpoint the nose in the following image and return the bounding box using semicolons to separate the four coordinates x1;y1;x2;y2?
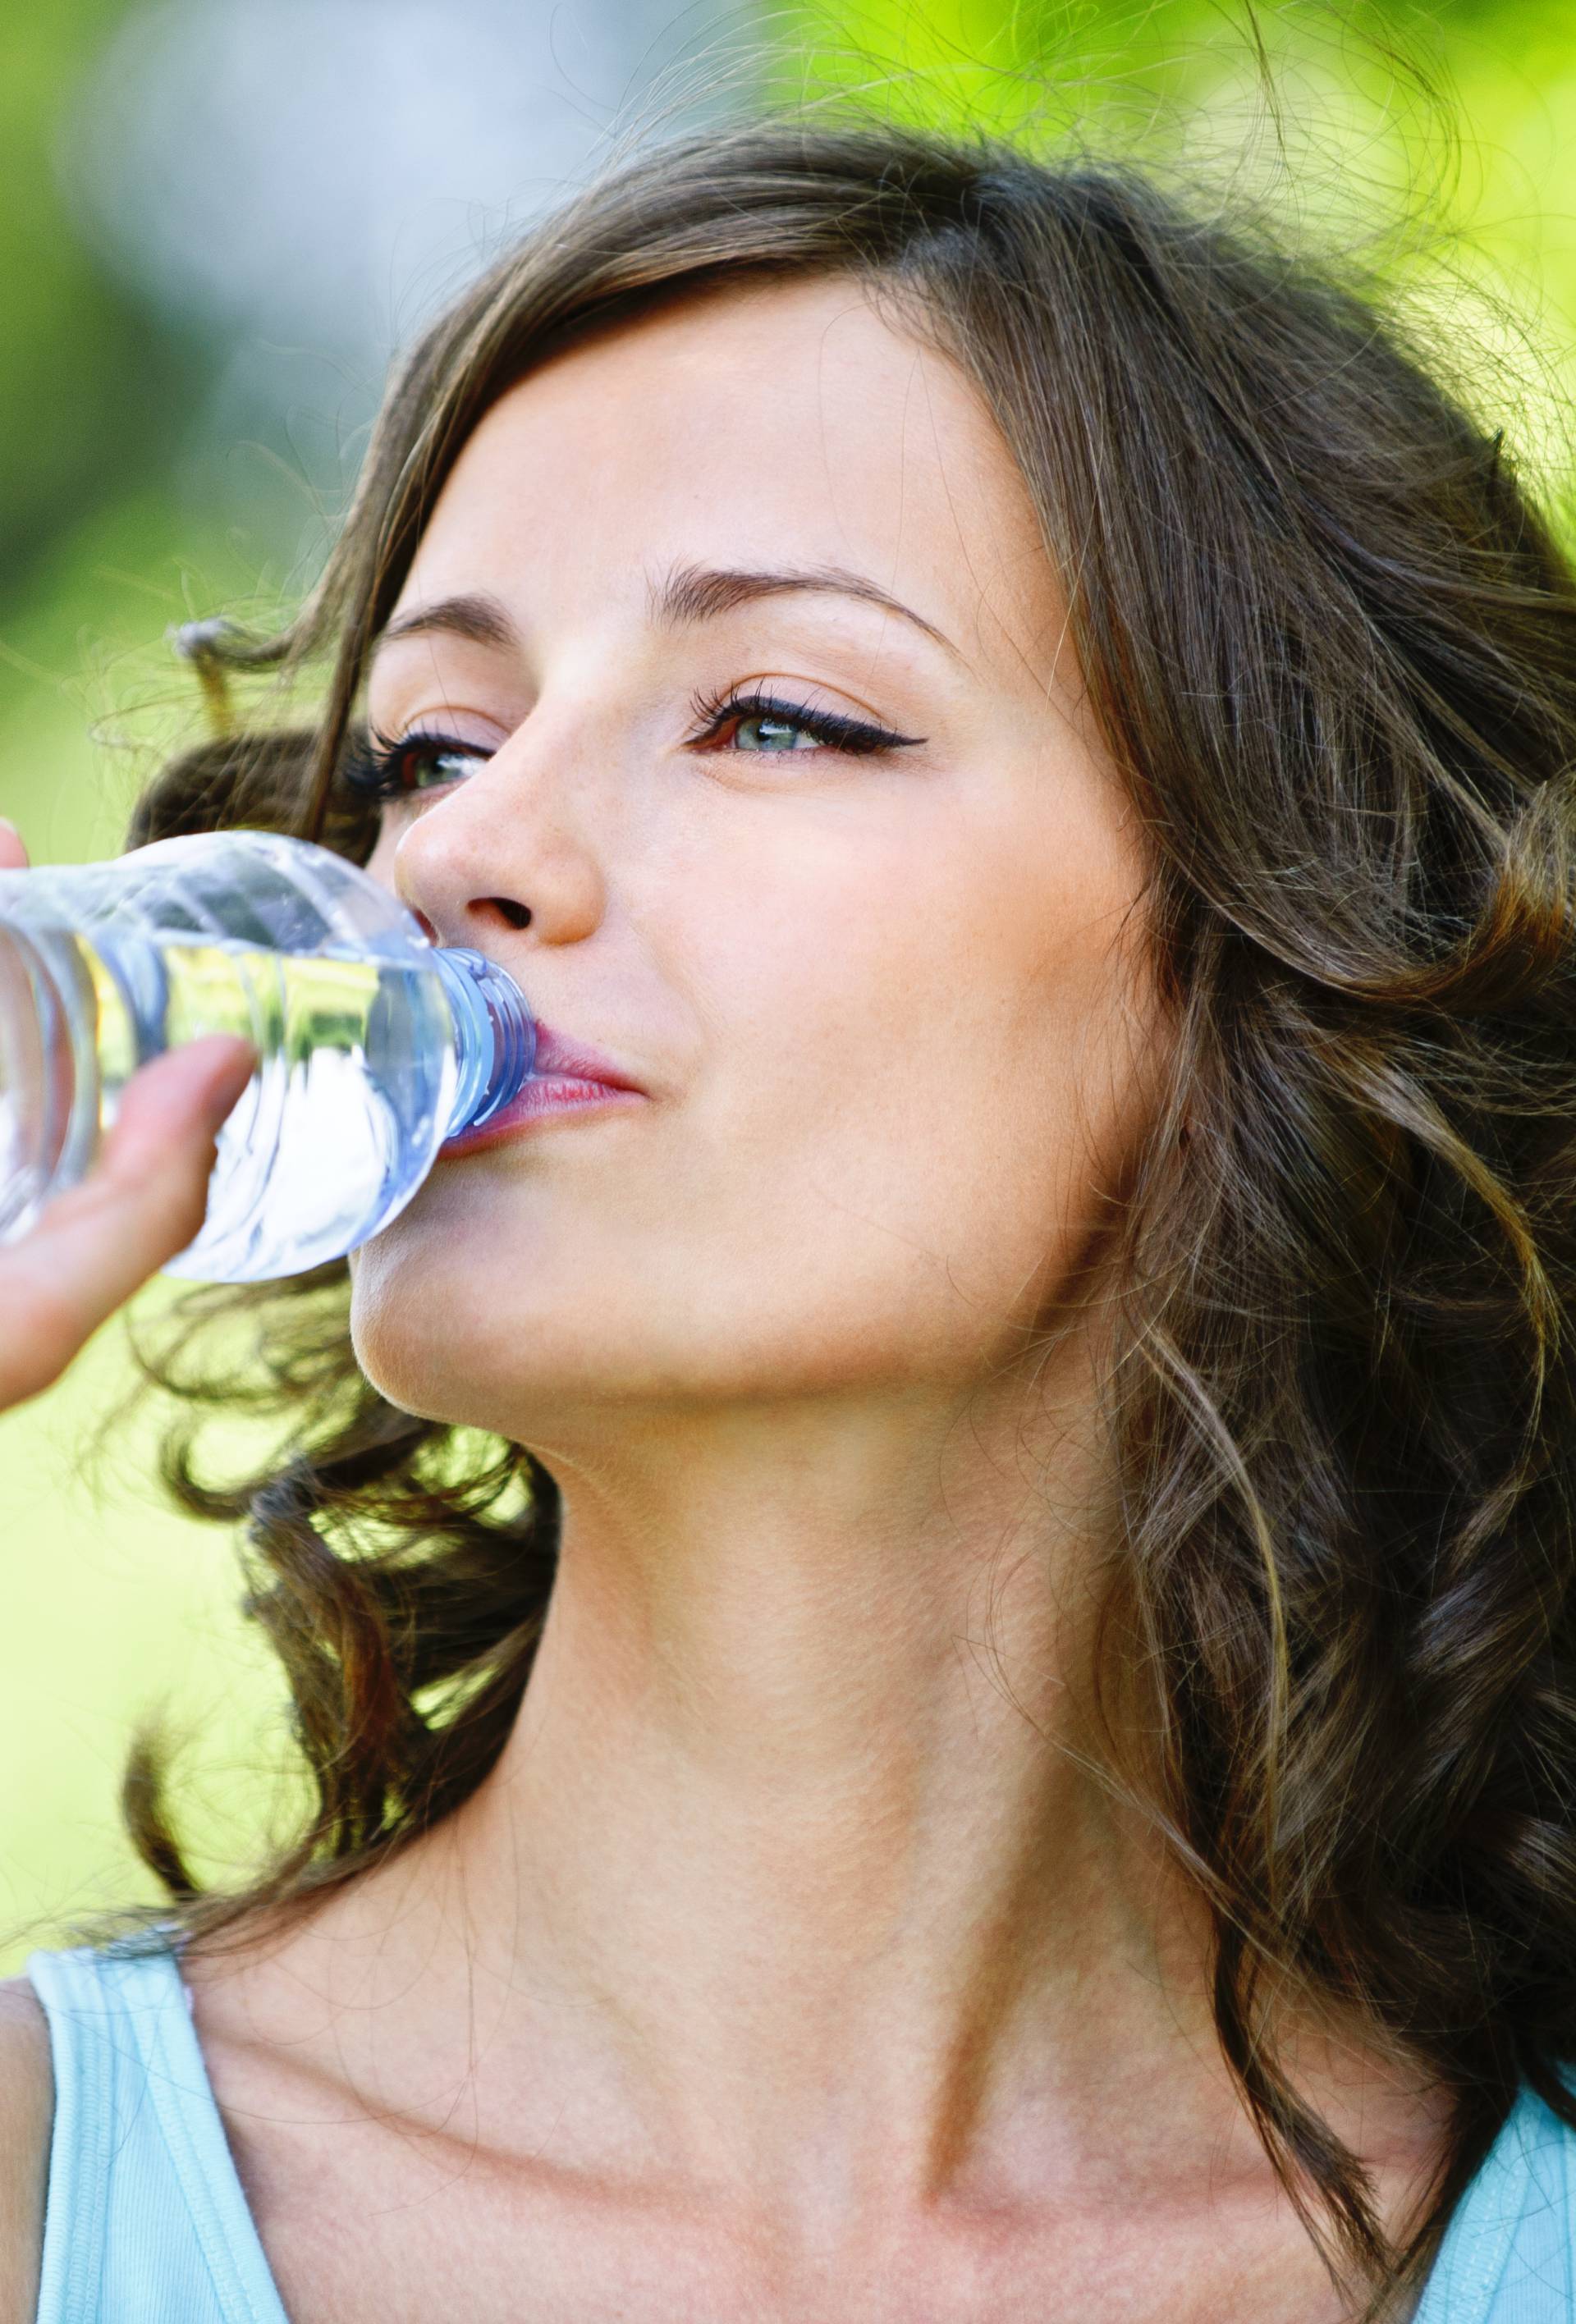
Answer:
390;748;605;953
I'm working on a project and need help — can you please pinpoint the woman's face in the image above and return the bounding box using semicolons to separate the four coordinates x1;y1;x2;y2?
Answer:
352;273;1166;1439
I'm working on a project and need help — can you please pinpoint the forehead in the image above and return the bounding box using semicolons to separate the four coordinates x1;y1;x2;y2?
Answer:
395;273;1061;672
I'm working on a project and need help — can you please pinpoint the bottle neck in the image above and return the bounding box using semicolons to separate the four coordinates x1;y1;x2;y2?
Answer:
433;948;536;1137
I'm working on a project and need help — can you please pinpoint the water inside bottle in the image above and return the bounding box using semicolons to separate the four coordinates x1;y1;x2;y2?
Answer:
0;927;460;1280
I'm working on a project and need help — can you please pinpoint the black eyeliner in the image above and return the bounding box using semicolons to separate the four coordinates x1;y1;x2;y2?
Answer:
687;685;926;755
340;726;488;800
341;690;928;802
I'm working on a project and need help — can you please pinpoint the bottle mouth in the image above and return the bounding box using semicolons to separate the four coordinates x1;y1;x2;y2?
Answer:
433;948;536;1137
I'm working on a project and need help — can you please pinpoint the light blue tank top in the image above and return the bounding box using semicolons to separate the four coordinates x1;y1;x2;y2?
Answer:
27;1938;289;2324
22;1934;1576;2322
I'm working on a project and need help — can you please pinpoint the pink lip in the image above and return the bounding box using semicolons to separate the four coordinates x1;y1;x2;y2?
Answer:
529;1022;646;1091
440;1019;648;1156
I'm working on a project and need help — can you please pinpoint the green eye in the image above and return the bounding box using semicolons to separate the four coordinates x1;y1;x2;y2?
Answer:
410;746;483;788
342;731;490;801
691;688;926;760
734;706;822;753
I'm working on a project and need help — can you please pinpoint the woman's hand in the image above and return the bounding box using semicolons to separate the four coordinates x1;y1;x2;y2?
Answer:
0;821;256;1411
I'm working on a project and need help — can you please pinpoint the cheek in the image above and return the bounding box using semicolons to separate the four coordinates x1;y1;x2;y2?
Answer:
662;799;1159;1371
341;773;1161;1419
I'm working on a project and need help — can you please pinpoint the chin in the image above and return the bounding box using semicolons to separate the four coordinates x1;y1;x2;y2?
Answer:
347;1222;653;1441
350;1242;530;1431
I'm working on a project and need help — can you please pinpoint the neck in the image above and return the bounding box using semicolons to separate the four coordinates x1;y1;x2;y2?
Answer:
427;1335;1215;2191
251;1329;1439;2250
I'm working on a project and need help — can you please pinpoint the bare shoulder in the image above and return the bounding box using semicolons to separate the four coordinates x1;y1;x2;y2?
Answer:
0;1976;53;2324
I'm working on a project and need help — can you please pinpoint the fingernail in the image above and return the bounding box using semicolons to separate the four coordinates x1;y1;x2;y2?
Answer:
148;1036;254;1129
202;1043;257;1130
0;816;18;841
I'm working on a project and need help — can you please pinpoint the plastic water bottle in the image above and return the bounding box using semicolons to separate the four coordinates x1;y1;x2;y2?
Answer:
0;829;535;1282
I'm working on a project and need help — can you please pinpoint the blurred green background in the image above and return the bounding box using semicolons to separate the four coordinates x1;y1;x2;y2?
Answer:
4;0;1576;1972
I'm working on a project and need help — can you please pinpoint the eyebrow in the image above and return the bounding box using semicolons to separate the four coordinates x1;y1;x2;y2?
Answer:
648;561;960;657
369;564;960;663
372;592;519;658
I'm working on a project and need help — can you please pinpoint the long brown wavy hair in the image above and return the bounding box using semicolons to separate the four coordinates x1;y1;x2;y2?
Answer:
81;109;1576;2313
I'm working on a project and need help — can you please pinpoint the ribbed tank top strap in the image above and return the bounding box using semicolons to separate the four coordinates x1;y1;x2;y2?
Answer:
1414;2085;1576;2322
25;1937;291;2324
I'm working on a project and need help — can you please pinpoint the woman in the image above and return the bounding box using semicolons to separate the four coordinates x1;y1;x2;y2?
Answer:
3;114;1575;2323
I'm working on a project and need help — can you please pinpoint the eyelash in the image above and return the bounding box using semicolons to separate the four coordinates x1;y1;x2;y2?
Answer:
340;690;924;801
685;685;924;757
341;727;483;801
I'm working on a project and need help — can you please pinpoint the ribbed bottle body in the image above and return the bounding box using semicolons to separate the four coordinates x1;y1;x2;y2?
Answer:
0;831;534;1281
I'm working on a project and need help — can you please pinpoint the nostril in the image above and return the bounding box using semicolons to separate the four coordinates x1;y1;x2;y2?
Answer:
488;897;533;931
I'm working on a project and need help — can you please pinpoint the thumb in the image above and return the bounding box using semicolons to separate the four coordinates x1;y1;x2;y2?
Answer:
0;1037;255;1408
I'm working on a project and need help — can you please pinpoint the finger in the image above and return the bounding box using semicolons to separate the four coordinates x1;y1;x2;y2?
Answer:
97;1036;257;1201
0;1036;256;1408
0;818;28;872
